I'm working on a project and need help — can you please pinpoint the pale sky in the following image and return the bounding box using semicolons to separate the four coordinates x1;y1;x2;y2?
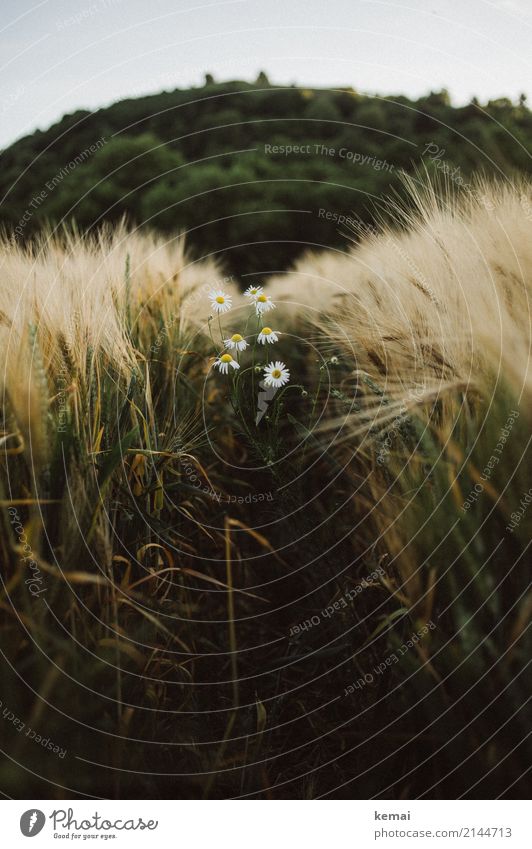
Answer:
1;0;531;150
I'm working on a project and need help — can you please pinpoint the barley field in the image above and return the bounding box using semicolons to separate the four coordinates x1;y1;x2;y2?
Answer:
0;178;530;799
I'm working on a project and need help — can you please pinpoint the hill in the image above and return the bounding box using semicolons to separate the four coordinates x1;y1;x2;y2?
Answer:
1;76;531;276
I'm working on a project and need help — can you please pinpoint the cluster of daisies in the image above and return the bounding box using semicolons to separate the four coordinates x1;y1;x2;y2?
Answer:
209;284;290;389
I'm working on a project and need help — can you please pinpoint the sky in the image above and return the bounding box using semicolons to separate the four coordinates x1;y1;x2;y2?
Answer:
0;0;531;149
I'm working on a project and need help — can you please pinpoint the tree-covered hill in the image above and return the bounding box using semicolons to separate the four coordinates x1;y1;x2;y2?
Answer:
1;75;531;276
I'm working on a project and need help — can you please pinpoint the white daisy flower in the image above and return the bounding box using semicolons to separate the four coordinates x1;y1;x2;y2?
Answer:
264;361;290;388
214;353;240;374
224;333;248;352
244;284;263;299
209;289;232;314
254;293;275;315
257;326;280;345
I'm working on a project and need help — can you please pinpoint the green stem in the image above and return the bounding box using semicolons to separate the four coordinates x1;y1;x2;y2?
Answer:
207;317;218;355
273;384;304;428
251;314;260;400
217;313;225;347
310;366;324;427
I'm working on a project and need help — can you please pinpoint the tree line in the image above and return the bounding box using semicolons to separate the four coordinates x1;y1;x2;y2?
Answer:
1;74;530;276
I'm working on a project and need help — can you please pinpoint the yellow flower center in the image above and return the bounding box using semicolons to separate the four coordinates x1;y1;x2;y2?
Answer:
261;327;272;335
231;333;243;342
221;354;232;363
257;294;267;303
250;288;258;294
272;369;282;379
215;295;225;304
